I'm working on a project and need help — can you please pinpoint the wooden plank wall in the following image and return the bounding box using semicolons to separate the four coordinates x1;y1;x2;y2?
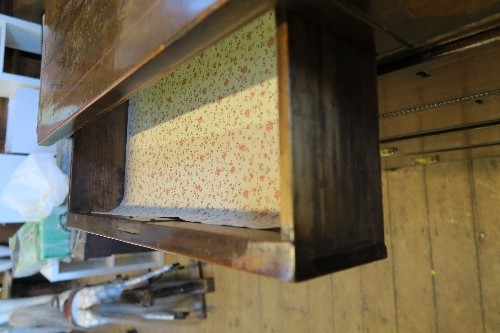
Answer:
103;156;500;333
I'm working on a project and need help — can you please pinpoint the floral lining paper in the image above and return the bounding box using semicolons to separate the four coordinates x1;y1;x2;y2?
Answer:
106;12;281;229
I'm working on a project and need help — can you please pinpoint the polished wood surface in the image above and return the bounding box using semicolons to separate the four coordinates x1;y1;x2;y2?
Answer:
38;0;276;145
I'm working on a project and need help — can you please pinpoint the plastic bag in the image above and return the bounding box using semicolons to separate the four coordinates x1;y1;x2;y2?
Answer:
1;153;68;222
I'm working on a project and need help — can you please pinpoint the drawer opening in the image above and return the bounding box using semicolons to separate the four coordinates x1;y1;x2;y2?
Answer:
100;11;281;230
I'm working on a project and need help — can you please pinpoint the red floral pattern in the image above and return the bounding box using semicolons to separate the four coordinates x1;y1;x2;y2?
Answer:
108;12;280;228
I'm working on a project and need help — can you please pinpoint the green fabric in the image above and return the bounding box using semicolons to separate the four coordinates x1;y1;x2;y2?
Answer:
39;205;71;259
9;205;70;277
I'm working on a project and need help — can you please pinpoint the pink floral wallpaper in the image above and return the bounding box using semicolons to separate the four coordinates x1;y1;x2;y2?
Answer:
108;11;280;228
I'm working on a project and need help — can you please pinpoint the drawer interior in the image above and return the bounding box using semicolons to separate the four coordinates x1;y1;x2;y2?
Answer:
103;12;280;229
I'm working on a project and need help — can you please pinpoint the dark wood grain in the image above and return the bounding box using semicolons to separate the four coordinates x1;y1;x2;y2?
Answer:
283;0;406;55
11;0;44;23
0;223;22;243
0;98;7;152
276;10;385;280
69;102;128;213
81;233;150;260
0;0;13;14
3;48;41;78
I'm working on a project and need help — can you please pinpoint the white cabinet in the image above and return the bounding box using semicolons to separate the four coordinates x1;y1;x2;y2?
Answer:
5;87;56;154
0;14;41;98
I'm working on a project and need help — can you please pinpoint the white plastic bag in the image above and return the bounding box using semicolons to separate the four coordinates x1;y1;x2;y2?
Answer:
1;153;68;222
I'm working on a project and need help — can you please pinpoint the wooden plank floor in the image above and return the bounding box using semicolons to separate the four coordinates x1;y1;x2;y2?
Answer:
101;156;500;333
